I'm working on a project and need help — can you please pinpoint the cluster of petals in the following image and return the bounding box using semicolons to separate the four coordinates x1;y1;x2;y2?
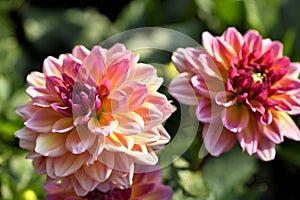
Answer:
44;166;172;200
169;27;300;161
15;43;174;195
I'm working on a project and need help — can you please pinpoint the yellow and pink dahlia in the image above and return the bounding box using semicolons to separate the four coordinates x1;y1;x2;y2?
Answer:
44;166;172;200
169;27;300;161
15;43;174;195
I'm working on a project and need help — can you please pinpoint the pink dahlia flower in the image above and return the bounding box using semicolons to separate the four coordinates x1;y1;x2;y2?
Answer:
44;166;172;200
169;27;300;161
15;44;174;195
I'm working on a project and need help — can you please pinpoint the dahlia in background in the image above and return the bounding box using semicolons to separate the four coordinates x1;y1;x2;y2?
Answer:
169;27;300;161
44;166;172;200
15;43;174;196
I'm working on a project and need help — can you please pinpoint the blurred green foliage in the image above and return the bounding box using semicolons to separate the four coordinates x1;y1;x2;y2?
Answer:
1;0;300;199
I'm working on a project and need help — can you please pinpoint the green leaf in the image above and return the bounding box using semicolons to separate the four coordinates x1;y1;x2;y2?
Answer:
178;170;211;197
202;146;258;200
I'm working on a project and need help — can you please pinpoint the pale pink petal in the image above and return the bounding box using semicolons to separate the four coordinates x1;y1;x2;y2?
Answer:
243;30;262;52
27;72;45;86
120;81;147;111
98;149;115;169
196;98;222;123
285;62;300;79
84;161;112;182
88;115;118;136
71;176;89;196
215;91;237;107
19;140;35;150
32;157;46;174
61;54;82;77
212;38;236;66
262;39;283;59
237;119;259;155
191;74;223;98
74;169;98;192
72;45;90;61
273;111;300;141
202;31;215;55
132;128;160;145
223;27;243;54
262;119;283;144
203;123;236;156
254;137;276;161
168;73;198;105
102;90;127;114
134;102;163;130
15;127;37;141
43;56;62;77
83;46;106;82
222;104;249;133
129;150;158;166
105;59;130;88
114;112;145;135
86;135;105;164
53;153;86;177
52;117;74;133
148;125;171;151
65;129;95;154
16;102;38;120
35;133;67;157
26;86;48;98
25;109;62;133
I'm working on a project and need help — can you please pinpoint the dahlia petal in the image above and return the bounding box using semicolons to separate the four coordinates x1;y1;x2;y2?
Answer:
32;157;46;174
109;164;134;188
243;30;262;52
212;38;236;65
115;112;145;135
148;125;171;150
273;111;300;141
145;93;174;121
202;31;215;55
222;105;249;133
134;102;163;130
53;153;86;177
254;137;276;161
52;117;74;133
71;176;89;196
196;98;222;123
25;109;62;133
168;73;198;105
74;169;98;192
262;39;283;59
84;161;112;182
16;102;38;120
27;71;45;86
286;62;300;79
83;46;106;82
132;129;160;145
129;150;158;165
15;127;37;141
35;133;67;157
237;120;259;155
61;54;82;77
203;123;236;156
43;56;62;77
223;27;243;54
65;129;95;154
88;115;118;136
72;45;90;61
262;120;283;144
103;90;127;113
215;91;237;107
46;158;56;178
98;149;115;169
19;140;35;150
105;59;130;88
26;86;48;98
120;81;147;111
191;74;223;98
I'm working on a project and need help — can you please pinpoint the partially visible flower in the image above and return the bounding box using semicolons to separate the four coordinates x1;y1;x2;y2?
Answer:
169;27;300;161
15;44;174;196
44;166;173;200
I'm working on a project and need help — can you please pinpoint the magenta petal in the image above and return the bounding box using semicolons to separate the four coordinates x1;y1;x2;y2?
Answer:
203;123;236;156
168;73;198;105
222;105;249;133
243;30;262;52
